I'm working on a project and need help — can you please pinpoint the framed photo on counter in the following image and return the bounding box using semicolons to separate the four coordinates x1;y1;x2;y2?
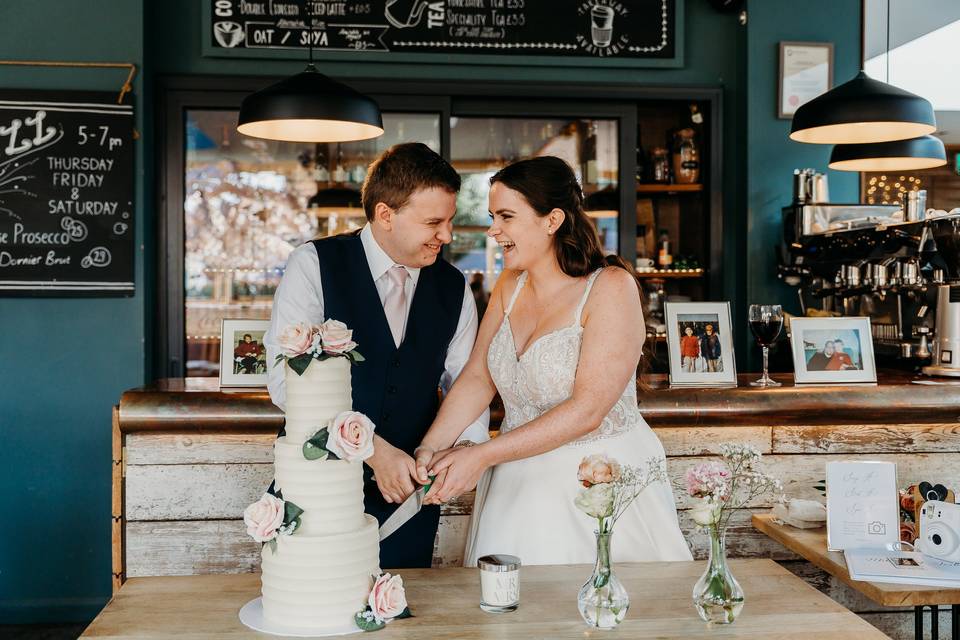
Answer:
664;302;737;387
789;316;877;384
219;319;270;387
778;41;834;118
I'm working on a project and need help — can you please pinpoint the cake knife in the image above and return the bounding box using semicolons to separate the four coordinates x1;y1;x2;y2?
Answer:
378;476;434;542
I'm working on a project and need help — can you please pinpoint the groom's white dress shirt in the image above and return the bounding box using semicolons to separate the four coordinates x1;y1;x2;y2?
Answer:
264;224;490;443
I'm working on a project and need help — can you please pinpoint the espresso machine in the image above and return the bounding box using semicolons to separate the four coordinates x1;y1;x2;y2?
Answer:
922;285;960;377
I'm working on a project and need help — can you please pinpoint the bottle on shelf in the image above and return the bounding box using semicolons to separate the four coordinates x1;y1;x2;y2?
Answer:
651;147;670;183
657;229;673;268
582;121;599;186
672;128;700;185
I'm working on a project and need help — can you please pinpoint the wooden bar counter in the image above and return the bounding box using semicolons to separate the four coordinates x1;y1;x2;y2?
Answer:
114;372;960;640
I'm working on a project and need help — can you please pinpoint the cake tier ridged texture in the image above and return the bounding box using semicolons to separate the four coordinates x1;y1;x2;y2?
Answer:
273;439;366;536
284;357;352;443
259;356;381;631
261;515;380;630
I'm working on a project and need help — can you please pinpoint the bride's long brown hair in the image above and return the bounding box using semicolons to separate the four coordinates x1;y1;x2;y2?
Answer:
489;156;651;386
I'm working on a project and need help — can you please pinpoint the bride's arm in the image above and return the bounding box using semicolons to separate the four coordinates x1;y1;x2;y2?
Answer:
414;271;518;474
424;267;644;503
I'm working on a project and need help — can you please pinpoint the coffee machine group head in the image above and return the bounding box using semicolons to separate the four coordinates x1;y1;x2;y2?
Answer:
922;285;960;377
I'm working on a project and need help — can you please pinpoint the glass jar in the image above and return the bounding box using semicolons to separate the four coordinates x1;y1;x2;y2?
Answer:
651;147;670;183
672;128;700;185
478;554;520;613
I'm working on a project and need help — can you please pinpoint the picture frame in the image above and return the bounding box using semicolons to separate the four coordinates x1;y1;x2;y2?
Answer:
789;317;877;384
664;302;738;387
219;318;271;387
778;41;834;118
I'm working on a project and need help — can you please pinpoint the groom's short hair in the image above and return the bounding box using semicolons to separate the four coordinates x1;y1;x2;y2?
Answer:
361;142;460;221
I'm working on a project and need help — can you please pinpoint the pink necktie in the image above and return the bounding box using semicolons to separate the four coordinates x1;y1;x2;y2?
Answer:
383;265;409;346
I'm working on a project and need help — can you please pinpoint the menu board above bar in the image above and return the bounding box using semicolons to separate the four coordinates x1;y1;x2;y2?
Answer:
0;91;135;296
206;0;678;65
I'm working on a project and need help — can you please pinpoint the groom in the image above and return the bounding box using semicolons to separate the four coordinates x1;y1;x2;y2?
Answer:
265;142;488;569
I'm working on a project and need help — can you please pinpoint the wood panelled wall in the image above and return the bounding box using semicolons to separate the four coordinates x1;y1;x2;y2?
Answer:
114;421;960;639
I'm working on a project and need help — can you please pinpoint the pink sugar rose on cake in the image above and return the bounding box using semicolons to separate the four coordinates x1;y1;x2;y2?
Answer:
369;573;407;621
277;322;315;357
243;493;285;542
320;319;357;355
326;411;376;462
577;454;622;488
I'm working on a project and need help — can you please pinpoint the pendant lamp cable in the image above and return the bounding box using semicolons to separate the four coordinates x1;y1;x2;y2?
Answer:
885;0;891;83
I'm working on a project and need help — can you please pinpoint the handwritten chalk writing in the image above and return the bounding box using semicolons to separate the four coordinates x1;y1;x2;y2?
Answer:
0;111;58;158
45;250;70;265
47;157;114;172
270;2;299;15
52;173;104;188
13;222;70;246
0;250;42;267
48;200;118;216
80;246;111;268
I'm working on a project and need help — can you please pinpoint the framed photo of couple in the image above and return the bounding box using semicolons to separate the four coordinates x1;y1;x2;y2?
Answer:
789;317;877;384
664;302;737;387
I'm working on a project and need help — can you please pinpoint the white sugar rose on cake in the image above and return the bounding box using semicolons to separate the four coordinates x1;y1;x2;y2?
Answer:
239;319;413;635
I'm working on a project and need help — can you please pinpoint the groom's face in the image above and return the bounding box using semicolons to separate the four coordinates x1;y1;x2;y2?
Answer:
378;187;457;268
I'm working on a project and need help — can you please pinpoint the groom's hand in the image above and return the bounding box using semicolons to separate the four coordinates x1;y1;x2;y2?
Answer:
367;436;418;504
423;445;488;505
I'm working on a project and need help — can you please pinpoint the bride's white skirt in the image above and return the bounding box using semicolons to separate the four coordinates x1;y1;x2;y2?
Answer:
464;424;692;566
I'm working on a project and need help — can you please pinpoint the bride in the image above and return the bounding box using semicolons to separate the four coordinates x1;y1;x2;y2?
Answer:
413;156;691;565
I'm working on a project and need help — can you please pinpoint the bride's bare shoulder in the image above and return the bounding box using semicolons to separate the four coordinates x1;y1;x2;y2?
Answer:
584;267;642;318
491;269;523;309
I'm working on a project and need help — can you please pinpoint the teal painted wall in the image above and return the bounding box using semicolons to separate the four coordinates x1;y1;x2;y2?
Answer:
0;0;147;624
0;0;858;625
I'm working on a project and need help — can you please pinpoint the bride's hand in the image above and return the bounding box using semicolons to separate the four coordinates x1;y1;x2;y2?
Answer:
423;445;489;504
413;445;436;484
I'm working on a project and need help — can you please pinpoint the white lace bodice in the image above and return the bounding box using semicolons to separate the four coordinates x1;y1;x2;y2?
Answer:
487;269;641;446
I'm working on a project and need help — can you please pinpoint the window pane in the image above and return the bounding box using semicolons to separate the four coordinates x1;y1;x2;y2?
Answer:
448;116;619;293
183;111;440;377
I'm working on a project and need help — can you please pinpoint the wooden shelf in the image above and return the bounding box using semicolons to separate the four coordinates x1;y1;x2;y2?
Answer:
635;268;705;279
636;183;704;193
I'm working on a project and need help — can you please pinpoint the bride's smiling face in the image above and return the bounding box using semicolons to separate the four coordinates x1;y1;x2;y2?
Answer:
487;182;561;271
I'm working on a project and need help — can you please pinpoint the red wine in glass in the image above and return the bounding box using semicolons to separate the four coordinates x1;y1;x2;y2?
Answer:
749;318;782;347
748;304;783;387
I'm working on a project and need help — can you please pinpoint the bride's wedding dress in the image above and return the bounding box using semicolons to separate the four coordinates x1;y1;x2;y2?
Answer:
465;269;692;565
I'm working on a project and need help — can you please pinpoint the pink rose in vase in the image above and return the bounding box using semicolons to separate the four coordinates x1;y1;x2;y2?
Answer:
577;454;622;488
320;319;357;355
326;411;376;462
243;493;285;542
369;573;407;621
278;323;315;357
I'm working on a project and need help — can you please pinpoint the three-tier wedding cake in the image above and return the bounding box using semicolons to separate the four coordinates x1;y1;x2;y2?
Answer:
241;320;404;634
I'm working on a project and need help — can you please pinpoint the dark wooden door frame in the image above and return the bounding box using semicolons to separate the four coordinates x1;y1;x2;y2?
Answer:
155;75;722;379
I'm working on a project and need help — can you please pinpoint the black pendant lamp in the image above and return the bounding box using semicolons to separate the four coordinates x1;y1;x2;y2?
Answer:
829;135;946;172
790;71;936;144
237;14;383;143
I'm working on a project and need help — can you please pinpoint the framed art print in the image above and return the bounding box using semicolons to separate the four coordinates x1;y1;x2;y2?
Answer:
219;318;270;387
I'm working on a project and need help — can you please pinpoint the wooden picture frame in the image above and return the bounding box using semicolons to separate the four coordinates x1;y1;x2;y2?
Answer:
779;41;834;119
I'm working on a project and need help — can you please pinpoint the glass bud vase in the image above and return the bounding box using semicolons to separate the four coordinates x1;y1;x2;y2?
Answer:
692;526;744;624
577;530;629;629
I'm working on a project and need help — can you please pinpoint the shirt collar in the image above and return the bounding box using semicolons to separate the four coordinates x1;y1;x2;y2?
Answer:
360;224;421;285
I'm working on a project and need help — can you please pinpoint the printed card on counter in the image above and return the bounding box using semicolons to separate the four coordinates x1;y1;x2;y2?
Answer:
826;461;899;551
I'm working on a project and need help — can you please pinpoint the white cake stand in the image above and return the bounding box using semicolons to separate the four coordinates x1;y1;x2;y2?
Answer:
239;598;363;637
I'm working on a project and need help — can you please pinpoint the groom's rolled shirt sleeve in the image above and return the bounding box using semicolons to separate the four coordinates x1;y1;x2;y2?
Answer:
440;280;491;444
265;243;326;411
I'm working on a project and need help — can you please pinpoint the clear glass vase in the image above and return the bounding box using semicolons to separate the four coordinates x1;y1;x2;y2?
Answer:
692;526;744;624
577;529;629;629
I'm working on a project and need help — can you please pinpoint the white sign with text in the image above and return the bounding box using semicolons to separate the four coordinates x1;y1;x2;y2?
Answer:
826;461;899;551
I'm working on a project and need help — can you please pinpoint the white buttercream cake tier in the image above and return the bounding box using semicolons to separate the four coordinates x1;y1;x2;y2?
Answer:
284;357;353;444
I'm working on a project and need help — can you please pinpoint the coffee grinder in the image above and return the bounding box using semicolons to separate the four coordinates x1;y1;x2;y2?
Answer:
922;285;960;377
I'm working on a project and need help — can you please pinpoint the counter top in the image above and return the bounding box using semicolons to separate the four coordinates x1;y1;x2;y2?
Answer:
117;372;960;432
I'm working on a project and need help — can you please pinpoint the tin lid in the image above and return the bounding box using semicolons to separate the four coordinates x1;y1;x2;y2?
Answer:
477;554;521;572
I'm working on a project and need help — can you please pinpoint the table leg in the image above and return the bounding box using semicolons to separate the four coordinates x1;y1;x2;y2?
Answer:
915;604;941;640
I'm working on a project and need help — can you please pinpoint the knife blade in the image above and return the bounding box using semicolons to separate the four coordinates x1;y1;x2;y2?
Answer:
378;476;434;542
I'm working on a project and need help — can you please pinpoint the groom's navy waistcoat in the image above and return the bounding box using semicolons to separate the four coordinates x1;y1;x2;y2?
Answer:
312;233;464;454
311;232;463;568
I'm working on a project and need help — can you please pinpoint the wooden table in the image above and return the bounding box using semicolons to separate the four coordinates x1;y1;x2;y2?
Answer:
82;560;887;639
753;513;960;640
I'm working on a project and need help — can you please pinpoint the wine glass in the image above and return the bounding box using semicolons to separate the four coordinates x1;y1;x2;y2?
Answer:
749;305;783;387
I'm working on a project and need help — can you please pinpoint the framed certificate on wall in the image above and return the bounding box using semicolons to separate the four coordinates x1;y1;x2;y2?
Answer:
779;41;834;118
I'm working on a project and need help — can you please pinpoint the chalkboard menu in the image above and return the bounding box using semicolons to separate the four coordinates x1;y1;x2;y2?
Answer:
0;91;135;296
205;0;678;66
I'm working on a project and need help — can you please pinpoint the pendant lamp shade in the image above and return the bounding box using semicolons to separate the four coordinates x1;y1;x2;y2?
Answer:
238;65;384;143
790;71;936;145
828;135;946;172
